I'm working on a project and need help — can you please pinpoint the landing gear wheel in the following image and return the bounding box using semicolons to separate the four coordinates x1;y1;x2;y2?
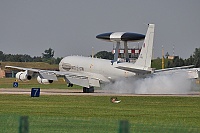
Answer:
83;87;87;93
83;87;94;93
89;87;94;93
67;83;73;87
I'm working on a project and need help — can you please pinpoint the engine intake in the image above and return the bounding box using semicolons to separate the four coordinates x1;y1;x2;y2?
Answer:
16;71;32;81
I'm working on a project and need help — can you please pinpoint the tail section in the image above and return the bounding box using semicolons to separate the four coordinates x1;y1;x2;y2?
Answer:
134;24;155;69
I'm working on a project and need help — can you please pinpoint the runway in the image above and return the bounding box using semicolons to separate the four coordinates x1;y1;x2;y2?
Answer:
0;88;200;97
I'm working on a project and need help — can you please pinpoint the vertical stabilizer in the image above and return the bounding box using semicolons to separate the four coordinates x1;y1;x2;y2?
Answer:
134;24;155;69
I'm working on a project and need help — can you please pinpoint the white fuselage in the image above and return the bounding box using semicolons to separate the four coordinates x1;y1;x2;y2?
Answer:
59;56;136;81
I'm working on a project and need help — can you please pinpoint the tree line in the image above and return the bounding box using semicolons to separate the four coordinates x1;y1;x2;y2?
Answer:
164;48;200;68
0;48;62;64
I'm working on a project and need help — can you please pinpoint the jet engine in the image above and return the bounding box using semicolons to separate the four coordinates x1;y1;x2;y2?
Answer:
37;76;53;84
16;71;32;81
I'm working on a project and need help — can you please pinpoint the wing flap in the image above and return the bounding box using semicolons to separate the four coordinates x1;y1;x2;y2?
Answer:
65;75;90;88
64;72;104;88
39;72;58;81
88;77;100;87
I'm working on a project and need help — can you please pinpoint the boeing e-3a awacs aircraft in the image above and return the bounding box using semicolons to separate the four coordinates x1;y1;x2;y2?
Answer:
5;24;200;93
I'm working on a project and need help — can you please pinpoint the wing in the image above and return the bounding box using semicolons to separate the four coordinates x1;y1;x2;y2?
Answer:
5;65;41;72
5;66;110;88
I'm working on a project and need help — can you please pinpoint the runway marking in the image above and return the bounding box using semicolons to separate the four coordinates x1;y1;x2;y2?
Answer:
0;88;200;97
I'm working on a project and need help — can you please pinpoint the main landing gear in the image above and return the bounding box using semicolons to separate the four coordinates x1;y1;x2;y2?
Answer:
67;83;73;87
83;87;94;93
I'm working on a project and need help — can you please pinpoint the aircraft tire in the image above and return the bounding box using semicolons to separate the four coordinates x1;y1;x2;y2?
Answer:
83;87;87;93
89;87;94;93
83;87;94;93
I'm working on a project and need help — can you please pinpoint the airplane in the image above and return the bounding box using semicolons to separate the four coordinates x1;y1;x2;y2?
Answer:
5;24;200;93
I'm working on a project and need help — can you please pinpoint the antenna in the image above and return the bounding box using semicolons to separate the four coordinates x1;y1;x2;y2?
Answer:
152;46;154;59
92;47;94;58
162;45;165;69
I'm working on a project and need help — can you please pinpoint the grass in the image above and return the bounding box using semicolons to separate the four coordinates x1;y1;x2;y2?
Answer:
0;94;200;132
1;77;200;132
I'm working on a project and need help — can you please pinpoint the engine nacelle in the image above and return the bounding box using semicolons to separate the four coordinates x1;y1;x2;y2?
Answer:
37;76;53;84
16;71;32;82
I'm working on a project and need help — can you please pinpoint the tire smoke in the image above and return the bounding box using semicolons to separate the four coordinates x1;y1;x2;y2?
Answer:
103;72;192;94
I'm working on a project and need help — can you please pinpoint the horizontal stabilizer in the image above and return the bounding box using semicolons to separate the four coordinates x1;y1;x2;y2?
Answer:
116;66;152;74
155;65;194;73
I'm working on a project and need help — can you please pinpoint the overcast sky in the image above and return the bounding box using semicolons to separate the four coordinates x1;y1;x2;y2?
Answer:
0;0;199;59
